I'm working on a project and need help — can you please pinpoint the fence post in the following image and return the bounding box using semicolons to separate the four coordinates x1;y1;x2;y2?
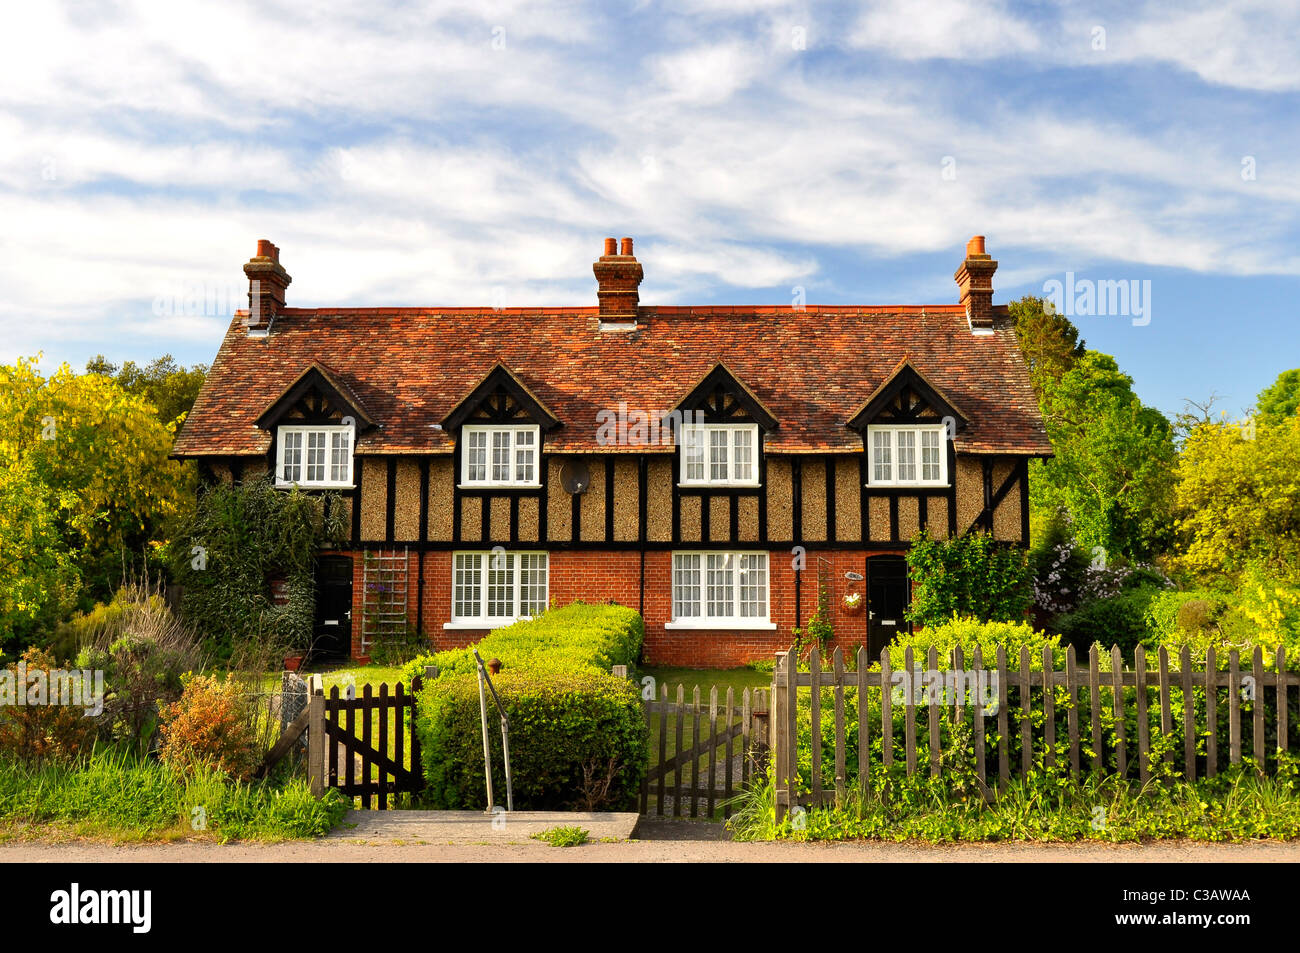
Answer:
772;651;789;825
307;685;325;798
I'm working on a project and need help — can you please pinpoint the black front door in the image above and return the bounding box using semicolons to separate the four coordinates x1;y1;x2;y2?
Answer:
866;555;910;658
313;555;353;661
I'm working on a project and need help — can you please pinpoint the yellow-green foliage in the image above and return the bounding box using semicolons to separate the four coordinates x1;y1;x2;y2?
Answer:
402;601;643;682
1175;415;1300;580
891;617;1063;669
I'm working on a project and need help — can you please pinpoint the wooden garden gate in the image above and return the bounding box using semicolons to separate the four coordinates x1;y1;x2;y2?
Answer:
305;676;425;809
640;682;769;819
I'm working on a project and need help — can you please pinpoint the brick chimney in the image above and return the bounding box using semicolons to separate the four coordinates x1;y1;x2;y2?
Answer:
593;236;642;326
954;235;997;331
243;239;291;335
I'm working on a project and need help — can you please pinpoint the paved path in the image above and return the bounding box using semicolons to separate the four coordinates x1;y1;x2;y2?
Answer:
330;809;640;844
3;820;1298;863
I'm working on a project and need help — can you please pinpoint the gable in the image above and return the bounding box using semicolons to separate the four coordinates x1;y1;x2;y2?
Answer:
848;359;969;432
441;363;561;432
665;362;778;431
255;362;375;431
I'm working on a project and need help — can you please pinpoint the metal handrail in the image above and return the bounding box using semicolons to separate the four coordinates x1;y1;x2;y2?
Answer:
474;650;513;813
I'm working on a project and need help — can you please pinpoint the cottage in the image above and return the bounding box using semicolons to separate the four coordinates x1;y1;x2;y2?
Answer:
172;235;1051;667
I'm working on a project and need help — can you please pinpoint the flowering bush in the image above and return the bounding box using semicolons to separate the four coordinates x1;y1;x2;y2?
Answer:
158;674;259;783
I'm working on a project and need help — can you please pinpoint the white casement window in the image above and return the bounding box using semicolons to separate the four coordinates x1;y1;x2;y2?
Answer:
450;551;548;627
276;425;353;487
866;425;948;486
680;424;760;486
669;552;772;629
461;425;540;487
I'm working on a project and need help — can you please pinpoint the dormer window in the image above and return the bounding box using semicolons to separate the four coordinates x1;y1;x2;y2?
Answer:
680;423;759;487
867;424;947;486
461;424;540;487
276;424;354;487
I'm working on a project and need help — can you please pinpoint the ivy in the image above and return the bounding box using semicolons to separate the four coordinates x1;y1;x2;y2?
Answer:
169;476;347;661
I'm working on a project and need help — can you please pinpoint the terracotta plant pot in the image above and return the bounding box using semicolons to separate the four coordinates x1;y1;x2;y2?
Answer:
283;655;304;672
842;593;865;616
355;655;372;667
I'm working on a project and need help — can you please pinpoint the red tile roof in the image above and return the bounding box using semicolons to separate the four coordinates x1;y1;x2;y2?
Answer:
173;304;1052;457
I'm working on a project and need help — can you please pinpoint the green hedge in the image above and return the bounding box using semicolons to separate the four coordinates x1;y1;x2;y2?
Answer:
411;602;648;810
401;602;643;683
416;667;647;810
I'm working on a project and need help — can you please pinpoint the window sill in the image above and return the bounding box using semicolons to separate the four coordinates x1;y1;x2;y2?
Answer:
457;483;542;491
276;482;355;490
865;483;950;490
665;620;777;631
677;483;762;490
444;618;538;631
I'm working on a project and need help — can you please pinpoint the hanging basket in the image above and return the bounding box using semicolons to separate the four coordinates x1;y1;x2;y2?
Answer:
842;590;864;615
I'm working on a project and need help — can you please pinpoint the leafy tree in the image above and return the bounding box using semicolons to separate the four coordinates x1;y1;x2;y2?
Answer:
0;357;193;625
1029;351;1176;561
86;354;207;428
1255;368;1300;423
905;529;1032;627
0;459;80;644
1008;295;1086;404
1174;414;1300;582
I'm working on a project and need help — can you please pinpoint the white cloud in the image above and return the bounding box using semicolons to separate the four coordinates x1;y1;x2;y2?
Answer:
849;0;1043;60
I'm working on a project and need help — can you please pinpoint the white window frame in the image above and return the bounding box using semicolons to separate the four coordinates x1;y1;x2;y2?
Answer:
678;423;760;487
460;424;541;488
866;424;949;487
446;551;549;629
666;551;775;630
275;424;354;488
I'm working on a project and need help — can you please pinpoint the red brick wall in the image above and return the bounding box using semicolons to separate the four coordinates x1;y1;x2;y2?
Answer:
346;546;903;669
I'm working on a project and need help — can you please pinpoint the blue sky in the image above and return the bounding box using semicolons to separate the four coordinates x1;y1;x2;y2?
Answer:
1;0;1296;419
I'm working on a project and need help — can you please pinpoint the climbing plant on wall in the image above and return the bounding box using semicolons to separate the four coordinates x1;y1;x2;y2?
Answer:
170;476;347;662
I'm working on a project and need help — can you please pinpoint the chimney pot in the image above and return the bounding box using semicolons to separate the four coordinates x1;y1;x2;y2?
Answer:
620;237;633;256
966;235;986;257
603;237;617;256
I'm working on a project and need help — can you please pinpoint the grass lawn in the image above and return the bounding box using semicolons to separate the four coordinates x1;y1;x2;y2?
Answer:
639;665;770;700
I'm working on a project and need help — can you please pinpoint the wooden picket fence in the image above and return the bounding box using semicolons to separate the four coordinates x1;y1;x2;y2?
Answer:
772;643;1300;822
640;683;769;819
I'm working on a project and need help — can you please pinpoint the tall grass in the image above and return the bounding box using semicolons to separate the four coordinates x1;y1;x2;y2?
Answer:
0;747;346;841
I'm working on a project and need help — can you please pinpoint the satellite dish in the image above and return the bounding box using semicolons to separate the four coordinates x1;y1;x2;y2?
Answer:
560;460;591;494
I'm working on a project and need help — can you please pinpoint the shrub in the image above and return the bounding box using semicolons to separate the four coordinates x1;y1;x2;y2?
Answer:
0;648;97;766
401;601;643;683
906;530;1032;627
73;582;203;752
411;602;648;810
1051;587;1160;656
416;666;647;810
158;674;260;783
890;617;1062;670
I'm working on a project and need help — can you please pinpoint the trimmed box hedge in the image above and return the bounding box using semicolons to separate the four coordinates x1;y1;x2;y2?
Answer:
401;602;643;683
410;602;648;810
